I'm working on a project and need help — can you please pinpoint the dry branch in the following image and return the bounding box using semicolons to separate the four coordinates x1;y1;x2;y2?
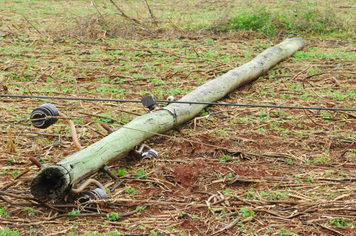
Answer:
30;37;305;201
108;0;154;35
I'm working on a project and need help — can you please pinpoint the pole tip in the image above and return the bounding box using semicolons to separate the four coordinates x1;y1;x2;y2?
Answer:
30;165;71;201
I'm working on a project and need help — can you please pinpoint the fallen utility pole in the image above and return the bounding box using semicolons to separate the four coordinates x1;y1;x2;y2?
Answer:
31;37;305;201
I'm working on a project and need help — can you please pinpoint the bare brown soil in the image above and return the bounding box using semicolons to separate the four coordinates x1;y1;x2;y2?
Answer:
1;20;356;236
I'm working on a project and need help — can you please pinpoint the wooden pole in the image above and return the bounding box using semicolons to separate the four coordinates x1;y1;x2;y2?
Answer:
31;37;305;201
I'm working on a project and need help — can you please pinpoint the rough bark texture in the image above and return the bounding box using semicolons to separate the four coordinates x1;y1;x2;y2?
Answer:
30;37;305;200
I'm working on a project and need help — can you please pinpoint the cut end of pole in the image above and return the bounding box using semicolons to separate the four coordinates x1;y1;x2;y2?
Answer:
30;165;71;201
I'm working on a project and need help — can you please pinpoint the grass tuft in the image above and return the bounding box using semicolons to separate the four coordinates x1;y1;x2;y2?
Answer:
213;1;355;38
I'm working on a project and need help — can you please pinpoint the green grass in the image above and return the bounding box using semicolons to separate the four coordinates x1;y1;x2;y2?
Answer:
213;0;355;38
0;227;20;236
1;0;354;40
293;50;356;62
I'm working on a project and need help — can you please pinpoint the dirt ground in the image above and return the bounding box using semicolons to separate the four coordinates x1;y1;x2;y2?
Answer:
1;4;356;235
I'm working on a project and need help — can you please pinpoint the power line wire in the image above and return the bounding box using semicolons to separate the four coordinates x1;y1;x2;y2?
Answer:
1;94;356;112
0;94;141;103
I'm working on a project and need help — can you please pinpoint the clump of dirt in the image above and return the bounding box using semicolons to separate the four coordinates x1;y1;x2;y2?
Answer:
180;219;200;231
173;159;208;188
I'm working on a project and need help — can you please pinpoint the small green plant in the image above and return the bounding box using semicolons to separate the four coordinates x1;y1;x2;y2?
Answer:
106;212;120;221
330;218;348;227
201;109;209;116
134;169;145;178
286;158;294;165
306;177;314;183
68;209;81;215
240;207;255;218
0;207;9;217
207;206;215;214
269;191;289;200
246;188;254;199
269;122;277;129
313;157;329;165
178;211;186;218
118;169;125;177
259;191;267;198
109;231;121;236
125;187;136;195
259;110;268;119
150;231;158;236
321;112;333;119
226;173;233;178
151;78;165;86
278;227;293;235
136;206;145;216
0;227;20;236
11;171;19;179
23;207;35;217
220;155;231;163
